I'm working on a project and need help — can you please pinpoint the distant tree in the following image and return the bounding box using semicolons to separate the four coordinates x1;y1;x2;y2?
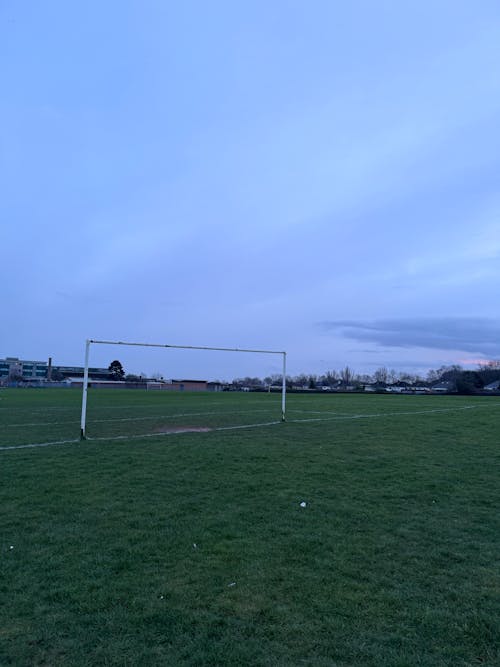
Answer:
108;360;125;380
426;368;440;384
322;370;339;386
477;360;500;386
373;367;389;385
264;374;282;387
340;366;354;387
308;375;317;389
439;365;463;381
388;368;398;384
478;360;500;370
295;374;309;388
398;372;415;384
456;371;483;394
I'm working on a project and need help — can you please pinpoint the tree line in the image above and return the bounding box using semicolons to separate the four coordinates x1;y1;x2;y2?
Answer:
106;359;500;394
232;361;500;394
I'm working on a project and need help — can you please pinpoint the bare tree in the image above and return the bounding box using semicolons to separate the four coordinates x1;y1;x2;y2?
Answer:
398;372;416;384
373;367;389;385
340;366;354;387
292;374;309;388
388;368;398;384
322;370;339;386
307;374;317;389
426;369;440;384
264;374;282;387
478;360;500;370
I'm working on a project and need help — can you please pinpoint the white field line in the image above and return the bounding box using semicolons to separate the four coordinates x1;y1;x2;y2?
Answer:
85;420;282;442
1;408;275;428
8;401;489;428
0;438;81;451
2;402;499;453
289;405;479;423
0;420;282;451
212;421;281;432
289;410;356;416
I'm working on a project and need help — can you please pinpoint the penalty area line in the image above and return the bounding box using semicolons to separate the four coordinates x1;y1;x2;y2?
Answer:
3;408;276;429
0;420;283;451
0;438;81;451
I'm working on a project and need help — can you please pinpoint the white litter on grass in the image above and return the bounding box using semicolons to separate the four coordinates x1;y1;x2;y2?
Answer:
193;543;197;549
228;582;236;587
300;501;307;508
9;545;14;550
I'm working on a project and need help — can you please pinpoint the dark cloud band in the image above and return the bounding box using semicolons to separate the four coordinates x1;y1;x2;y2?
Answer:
320;317;500;356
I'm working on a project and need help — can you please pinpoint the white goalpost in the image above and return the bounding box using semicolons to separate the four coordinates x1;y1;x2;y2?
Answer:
80;339;287;439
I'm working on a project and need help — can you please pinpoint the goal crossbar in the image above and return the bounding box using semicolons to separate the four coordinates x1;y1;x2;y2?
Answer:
80;339;287;438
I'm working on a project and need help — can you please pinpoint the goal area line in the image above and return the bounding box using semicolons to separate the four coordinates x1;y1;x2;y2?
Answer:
80;339;287;439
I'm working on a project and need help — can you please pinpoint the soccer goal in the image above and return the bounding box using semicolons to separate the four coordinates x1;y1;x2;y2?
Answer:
80;339;287;440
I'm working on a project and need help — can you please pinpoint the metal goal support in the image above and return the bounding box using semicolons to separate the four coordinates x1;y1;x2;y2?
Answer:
80;339;287;439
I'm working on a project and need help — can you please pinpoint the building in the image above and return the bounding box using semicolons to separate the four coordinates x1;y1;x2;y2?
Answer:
168;380;208;391
431;381;455;393
52;365;110;380
0;357;224;391
0;357;111;384
0;357;48;381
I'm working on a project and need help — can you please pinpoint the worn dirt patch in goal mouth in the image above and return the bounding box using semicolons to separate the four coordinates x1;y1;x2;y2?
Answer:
153;425;213;434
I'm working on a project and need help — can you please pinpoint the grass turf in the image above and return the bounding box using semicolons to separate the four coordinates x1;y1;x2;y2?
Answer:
1;388;499;665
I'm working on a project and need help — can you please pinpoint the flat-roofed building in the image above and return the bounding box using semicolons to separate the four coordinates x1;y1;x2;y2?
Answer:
53;365;111;380
0;357;47;380
169;379;208;391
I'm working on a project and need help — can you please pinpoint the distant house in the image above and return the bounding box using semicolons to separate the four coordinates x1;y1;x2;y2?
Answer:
484;380;500;391
207;381;226;392
388;381;412;393
386;385;406;393
431;381;455;393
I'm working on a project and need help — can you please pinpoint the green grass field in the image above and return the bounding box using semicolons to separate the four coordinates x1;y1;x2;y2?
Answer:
1;388;499;666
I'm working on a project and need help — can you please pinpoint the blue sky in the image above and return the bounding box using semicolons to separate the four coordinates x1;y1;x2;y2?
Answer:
2;1;500;380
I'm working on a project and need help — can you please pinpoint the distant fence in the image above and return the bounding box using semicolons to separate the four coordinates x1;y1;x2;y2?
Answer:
0;381;217;391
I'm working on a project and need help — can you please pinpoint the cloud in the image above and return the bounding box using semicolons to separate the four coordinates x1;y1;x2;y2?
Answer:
320;317;500;356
